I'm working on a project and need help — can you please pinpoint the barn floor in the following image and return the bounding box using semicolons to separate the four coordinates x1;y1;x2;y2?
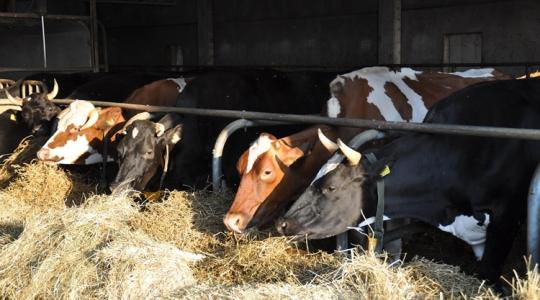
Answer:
0;136;536;299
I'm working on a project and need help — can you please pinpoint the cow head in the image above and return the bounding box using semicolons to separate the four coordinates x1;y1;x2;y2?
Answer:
5;79;61;135
109;113;183;192
223;127;337;234
276;139;377;239
37;100;125;164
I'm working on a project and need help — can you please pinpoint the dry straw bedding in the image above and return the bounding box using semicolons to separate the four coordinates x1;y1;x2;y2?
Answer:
0;140;537;299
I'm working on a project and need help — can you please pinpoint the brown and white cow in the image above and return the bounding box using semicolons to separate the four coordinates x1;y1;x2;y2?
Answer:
37;78;187;164
224;67;510;233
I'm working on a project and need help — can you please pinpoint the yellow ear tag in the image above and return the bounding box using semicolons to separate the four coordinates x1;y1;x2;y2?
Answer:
9;113;17;122
380;165;391;177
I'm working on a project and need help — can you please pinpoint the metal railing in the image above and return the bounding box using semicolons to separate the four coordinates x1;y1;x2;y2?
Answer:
30;99;540;142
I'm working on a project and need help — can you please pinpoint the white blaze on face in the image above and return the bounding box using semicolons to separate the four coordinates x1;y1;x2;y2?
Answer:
245;135;273;174
167;77;187;93
311;153;345;184
438;213;490;260
57;100;96;131
330;66;428;122
450;68;495;78
132;127;139;138
326;96;341;118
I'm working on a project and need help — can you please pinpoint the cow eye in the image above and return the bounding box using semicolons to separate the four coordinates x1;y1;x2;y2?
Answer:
326;185;336;192
260;169;273;181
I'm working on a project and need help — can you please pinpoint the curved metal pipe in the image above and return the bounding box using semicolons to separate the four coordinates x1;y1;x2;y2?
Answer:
211;118;289;191
528;163;540;267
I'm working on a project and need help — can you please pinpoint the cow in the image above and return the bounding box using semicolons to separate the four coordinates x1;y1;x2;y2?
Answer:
4;79;62;135
224;67;510;234
108;70;336;192
36;76;188;164
277;78;540;282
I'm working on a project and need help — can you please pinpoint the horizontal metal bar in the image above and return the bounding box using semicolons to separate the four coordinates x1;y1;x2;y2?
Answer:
0;12;91;21
26;98;540;141
0;67;93;73
108;62;540;71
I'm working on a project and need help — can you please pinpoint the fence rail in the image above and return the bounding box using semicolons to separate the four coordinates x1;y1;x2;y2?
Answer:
10;98;535;142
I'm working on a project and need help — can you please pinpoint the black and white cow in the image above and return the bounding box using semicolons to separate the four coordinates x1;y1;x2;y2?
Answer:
277;78;540;282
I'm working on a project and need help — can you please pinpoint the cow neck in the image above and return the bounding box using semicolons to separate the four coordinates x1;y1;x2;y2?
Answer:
363;153;386;252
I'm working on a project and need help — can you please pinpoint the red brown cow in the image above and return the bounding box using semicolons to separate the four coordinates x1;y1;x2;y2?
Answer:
224;67;510;233
37;78;186;164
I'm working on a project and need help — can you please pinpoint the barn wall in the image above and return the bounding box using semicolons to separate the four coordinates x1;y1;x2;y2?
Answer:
97;0;198;67
212;0;378;66
97;0;378;67
401;0;540;73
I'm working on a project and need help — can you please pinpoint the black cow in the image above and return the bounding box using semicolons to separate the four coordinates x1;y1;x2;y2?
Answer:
277;78;540;282
4;80;62;135
109;70;336;192
0;109;32;160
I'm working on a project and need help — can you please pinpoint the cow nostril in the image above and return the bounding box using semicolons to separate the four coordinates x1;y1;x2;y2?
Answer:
37;148;49;160
224;214;245;233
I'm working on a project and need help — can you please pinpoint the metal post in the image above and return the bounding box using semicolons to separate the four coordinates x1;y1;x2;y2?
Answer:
89;0;99;72
40;16;47;69
528;163;540;267
211;118;290;191
393;0;401;64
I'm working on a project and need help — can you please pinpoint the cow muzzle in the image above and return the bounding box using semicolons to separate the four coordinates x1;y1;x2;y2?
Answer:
223;212;251;234
37;148;62;163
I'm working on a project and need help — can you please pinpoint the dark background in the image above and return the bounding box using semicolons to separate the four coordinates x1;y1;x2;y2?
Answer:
0;0;538;75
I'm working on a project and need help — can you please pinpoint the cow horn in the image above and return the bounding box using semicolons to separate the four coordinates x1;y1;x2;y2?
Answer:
57;107;71;120
318;128;338;152
81;108;100;130
121;112;153;133
155;123;165;136
4;88;23;106
47;79;59;100
337;138;361;165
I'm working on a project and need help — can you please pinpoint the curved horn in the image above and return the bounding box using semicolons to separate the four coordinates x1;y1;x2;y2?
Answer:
81;108;100;130
56;107;71;120
318;128;338;152
337;138;361;166
46;79;59;100
121;112;153;133
4;88;23;106
155;123;165;136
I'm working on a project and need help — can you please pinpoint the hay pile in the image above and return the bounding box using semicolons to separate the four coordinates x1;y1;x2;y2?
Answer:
0;149;538;298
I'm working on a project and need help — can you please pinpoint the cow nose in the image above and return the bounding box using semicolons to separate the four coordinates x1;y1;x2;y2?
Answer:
37;148;50;161
223;213;247;234
276;218;289;235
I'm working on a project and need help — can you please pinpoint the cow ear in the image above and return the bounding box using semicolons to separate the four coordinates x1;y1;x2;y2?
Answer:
273;140;307;167
159;124;183;147
236;150;249;175
366;155;395;180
